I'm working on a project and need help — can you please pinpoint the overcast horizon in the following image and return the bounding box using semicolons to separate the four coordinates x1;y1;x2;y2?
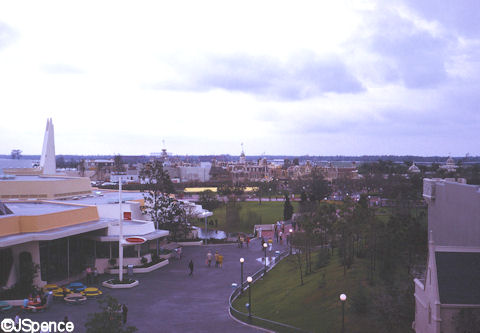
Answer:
1;1;479;156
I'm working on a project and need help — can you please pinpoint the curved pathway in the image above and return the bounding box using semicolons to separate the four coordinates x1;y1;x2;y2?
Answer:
0;238;288;332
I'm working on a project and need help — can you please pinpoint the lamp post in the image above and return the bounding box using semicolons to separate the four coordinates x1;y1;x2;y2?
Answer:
247;276;253;320
263;242;268;274
289;228;293;254
240;258;244;294
340;293;347;333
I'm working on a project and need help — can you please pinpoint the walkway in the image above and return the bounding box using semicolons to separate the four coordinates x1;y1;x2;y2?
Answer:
0;238;289;333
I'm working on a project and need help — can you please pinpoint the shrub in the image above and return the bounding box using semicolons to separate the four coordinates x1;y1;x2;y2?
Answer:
140;257;148;265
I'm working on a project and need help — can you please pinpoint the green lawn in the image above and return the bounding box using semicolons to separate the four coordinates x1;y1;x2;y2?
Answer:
233;251;386;333
206;201;299;234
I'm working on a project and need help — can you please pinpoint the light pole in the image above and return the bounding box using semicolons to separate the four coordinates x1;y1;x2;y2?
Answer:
118;176;124;282
340;293;347;333
289;228;293;254
263;242;268;274
247;276;253;320
240;258;244;294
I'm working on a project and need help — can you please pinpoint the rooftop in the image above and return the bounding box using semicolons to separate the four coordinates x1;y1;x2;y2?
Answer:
4;201;87;215
0;175;74;182
59;190;144;205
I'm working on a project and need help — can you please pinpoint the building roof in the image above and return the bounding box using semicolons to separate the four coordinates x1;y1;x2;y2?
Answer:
4;202;83;215
0;218;114;248
436;251;480;305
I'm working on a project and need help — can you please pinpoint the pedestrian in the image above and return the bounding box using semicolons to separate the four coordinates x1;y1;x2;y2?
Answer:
240;235;244;248
85;266;92;284
237;235;241;248
122;304;128;324
93;267;99;284
268;238;273;252
188;260;194;276
218;254;224;268
246;236;250;248
275;229;279;243
260;237;265;250
214;251;219;268
206;251;212;267
279;231;283;245
63;316;69;325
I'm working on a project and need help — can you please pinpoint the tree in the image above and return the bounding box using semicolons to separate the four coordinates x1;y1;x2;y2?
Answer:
283;195;294;221
140;160;175;225
197;190;221;211
10;149;22;159
85;296;137;333
78;159;86;177
113;154;126;173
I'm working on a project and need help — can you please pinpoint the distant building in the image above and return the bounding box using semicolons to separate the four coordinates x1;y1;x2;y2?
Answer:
408;162;421;173
439;157;458;173
413;178;480;333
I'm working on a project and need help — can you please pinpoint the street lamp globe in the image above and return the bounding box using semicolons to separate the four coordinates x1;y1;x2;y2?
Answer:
240;257;244;263
263;242;268;248
289;228;293;233
247;276;253;283
340;294;347;302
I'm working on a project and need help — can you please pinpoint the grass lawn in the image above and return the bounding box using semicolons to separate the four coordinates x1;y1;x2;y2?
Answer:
233;250;388;333
205;201;299;234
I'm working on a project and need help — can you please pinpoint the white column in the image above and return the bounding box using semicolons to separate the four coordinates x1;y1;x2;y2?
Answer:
119;177;124;281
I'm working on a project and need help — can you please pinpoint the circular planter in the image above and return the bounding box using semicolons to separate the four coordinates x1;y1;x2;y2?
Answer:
102;279;139;289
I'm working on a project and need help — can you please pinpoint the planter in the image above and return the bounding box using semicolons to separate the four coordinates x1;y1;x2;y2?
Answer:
102;279;139;289
177;241;203;246
105;259;169;274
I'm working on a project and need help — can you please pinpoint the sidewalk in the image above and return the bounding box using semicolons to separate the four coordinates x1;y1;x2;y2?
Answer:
0;238;289;333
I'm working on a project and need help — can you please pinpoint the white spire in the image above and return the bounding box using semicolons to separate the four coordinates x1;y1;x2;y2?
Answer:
39;118;56;174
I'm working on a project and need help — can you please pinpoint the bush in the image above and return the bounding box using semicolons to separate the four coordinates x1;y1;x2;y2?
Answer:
140;257;148;265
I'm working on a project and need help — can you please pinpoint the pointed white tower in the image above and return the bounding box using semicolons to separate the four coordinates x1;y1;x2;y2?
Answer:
39;118;56;174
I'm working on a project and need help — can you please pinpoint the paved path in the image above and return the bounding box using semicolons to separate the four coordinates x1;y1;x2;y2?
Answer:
1;238;288;333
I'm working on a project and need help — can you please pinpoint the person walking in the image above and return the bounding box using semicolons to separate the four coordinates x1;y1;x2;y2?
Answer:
214;251;219;268
218;254;224;268
268;238;273;252
279;231;283;245
246;236;250;248
206;251;212;267
188;260;194;276
122;304;128;324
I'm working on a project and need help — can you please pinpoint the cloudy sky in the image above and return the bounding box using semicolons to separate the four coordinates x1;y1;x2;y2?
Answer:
0;0;479;156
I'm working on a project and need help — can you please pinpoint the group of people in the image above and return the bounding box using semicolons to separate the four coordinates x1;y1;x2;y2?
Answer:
206;250;224;268
85;266;99;284
237;234;250;248
187;250;225;276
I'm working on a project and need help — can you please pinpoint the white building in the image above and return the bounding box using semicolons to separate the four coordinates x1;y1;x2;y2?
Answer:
413;178;480;333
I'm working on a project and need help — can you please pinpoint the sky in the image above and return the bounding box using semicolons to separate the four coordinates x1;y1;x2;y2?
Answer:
0;0;479;156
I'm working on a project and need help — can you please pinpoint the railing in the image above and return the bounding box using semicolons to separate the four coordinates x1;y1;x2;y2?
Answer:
228;250;310;333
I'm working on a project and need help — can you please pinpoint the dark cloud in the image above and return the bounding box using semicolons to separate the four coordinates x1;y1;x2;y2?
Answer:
0;22;17;50
155;53;364;100
369;11;451;89
42;64;84;74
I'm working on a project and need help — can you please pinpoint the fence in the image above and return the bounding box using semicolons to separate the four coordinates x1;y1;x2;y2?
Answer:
228;250;310;333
